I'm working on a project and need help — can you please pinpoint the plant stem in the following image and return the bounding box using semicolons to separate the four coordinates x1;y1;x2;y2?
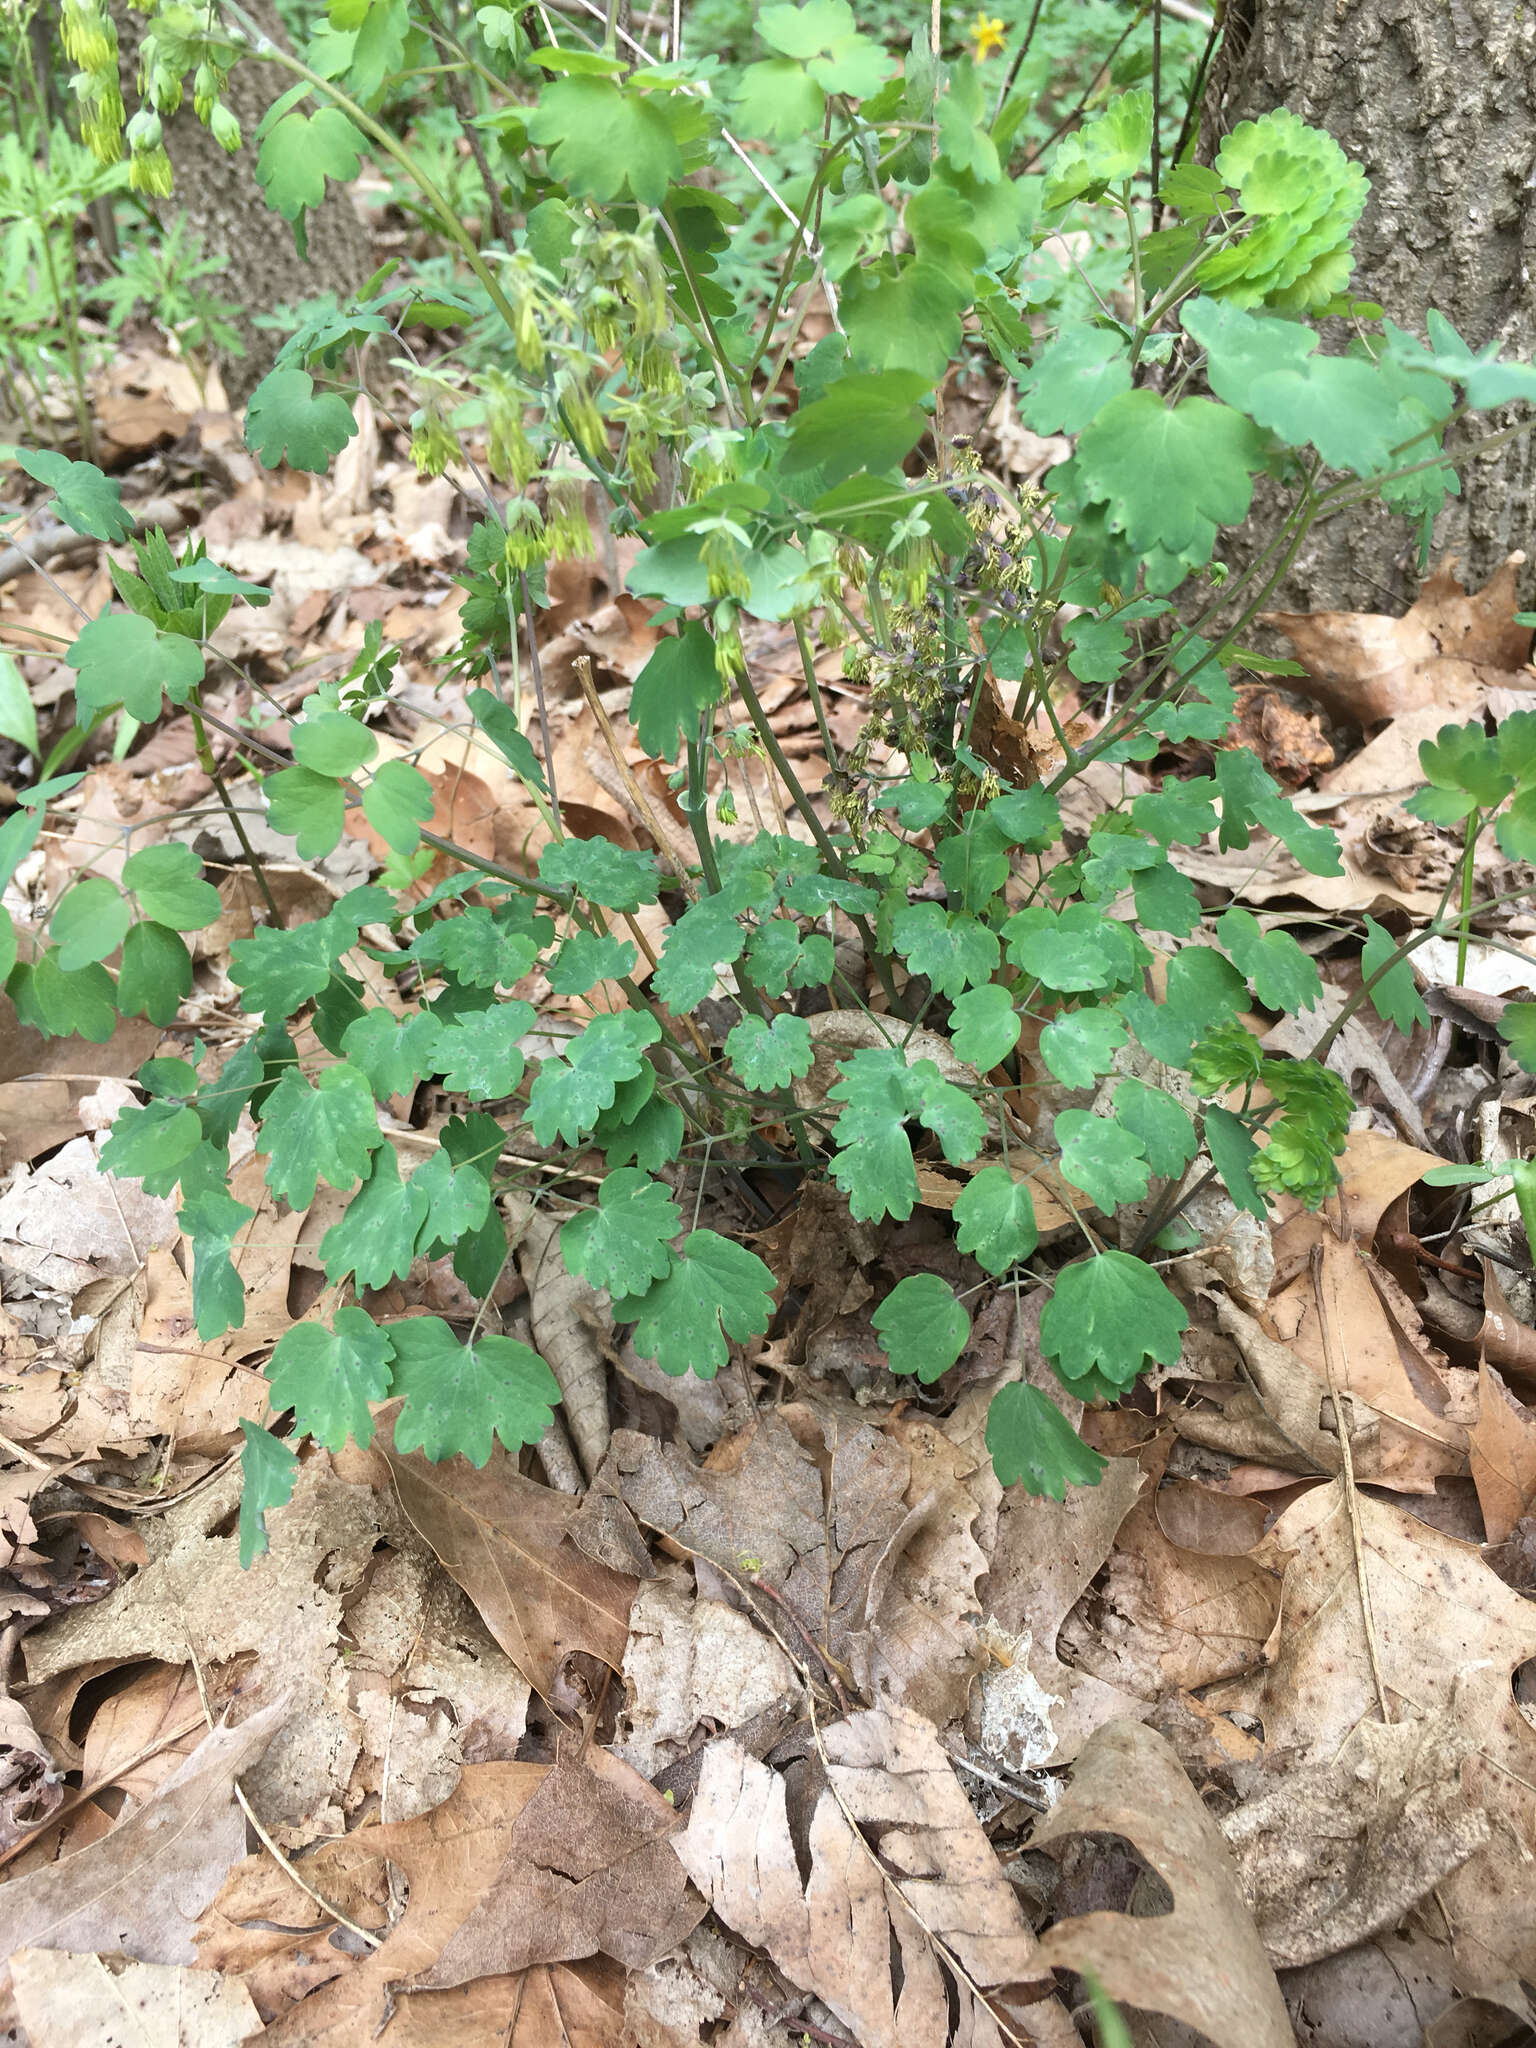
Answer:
188;699;282;925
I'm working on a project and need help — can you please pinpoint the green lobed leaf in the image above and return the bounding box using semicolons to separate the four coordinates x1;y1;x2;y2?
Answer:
1216;907;1322;1013
121;844;221;930
1017;325;1132;436
408;1144;493;1243
50;877;130;971
948;983;1021;1070
387;1318;560;1465
292;711;377;777
267;1307;393;1449
244;367;360;473
891;902;1000;998
1071;391;1266;569
180;1189;254;1341
1361;917;1430;1035
630;622;726;761
360;758;435;853
538;837;662;912
1040;1251;1188;1389
527;1011;662;1146
67;612;205;724
1039;1005;1128;1090
426;999;535;1098
526;76;683;205
265;766;346;859
613;1229;776;1379
341;1007;440;1100
985;1381;1107;1497
238;1420;299;1568
1499;1003;1536;1075
827;1047;987;1223
318;1143;429;1286
872;1273;969;1382
99;1099;203;1189
259;1062;381;1208
14;450;134;541
725;1012;814;1091
1203;1103;1267;1218
10;952;117;1043
1055;1108;1151;1212
1112;1080;1197;1179
561;1167;681;1295
952;1165;1039;1275
547;930;637;996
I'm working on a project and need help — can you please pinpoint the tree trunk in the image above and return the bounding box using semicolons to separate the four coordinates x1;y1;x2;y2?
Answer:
1204;0;1536;614
114;0;372;403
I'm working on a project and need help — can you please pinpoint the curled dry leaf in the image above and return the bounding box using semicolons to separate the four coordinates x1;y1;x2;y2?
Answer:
1469;1359;1536;1549
0;1695;62;1853
676;1705;1078;2048
1207;1480;1536;2020
1030;1718;1294;2048
0;1697;288;1973
514;1200;612;1482
381;1404;635;1703
1262;552;1534;726
10;1949;262;2048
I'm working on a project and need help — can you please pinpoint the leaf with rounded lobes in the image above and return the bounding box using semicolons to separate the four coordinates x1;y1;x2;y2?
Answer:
613;1230;776;1379
561;1167;681;1296
1040;1251;1187;1388
238;1420;298;1568
120;843;221;930
408;1143;493;1241
319;1143;429;1287
527;1010;662;1146
1003;901;1148;993
359;758;435;852
67;612;205;723
948;982;1021;1071
1055;1108;1150;1212
255;104;365;226
537;837;662;912
758;0;891;93
1132;859;1202;937
732;57;824;140
99;1099;203;1189
1113;1079;1197;1180
953;1166;1040;1275
654;895;753;1011
1499;1003;1536;1076
872;1272;969;1382
1072;390;1266;568
426;999;534;1098
180;1189;254;1341
778;370;934;489
244;366;359;473
264;766;345;860
291;710;377;777
227;896;380;1018
14;449;134;541
1213;748;1343;876
411;905;551;990
526;76;683;205
843;260;969;381
259;1062;381;1208
387;1317;560;1465
828;1047;986;1223
1043;87;1152;204
985;1381;1108;1497
547;929;637;996
891;902;1000;998
341;1007;439;1101
1217;906;1322;1013
1017;324;1132;436
1039;1005;1128;1090
987;783;1062;850
725;1012;814;1092
267;1307;393;1450
9;953;117;1044
49;877;130;971
630;621;726;761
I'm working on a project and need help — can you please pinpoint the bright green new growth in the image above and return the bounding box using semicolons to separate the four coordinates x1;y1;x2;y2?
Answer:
15;7;1533;1535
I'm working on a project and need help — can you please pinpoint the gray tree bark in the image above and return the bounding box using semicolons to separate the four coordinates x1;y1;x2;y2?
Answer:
114;0;371;403
1203;0;1536;615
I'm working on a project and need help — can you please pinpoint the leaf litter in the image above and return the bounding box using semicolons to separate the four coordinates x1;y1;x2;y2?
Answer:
8;339;1536;2048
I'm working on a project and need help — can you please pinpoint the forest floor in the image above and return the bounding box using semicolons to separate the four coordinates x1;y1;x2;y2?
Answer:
1;337;1535;2048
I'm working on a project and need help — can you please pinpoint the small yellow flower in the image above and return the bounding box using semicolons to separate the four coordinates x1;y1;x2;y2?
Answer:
968;11;1007;59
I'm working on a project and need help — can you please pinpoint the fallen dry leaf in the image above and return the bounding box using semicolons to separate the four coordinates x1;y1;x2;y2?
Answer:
1263;552;1534;725
0;1698;287;1972
0;1695;62;1853
1221;1712;1492;1969
676;1705;1077;2048
1469;1359;1536;1544
1031;1718;1294;2048
614;1566;801;1781
405;1738;702;1990
382;1408;636;1702
1207;1480;1536;2021
10;1947;262;2047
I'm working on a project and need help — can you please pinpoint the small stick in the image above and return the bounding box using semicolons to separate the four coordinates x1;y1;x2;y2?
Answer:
1311;1242;1393;1724
572;654;692;890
